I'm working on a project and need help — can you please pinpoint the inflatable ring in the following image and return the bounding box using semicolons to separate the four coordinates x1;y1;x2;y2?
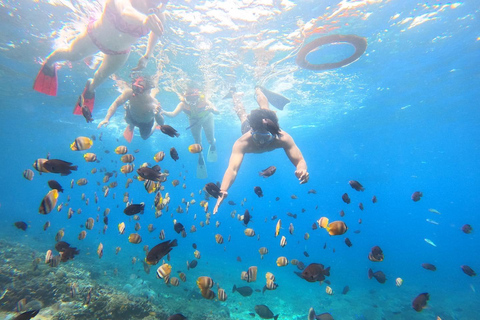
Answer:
296;34;367;71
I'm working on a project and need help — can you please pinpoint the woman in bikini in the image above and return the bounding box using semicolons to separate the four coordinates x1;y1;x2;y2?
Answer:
162;86;219;179
33;0;167;116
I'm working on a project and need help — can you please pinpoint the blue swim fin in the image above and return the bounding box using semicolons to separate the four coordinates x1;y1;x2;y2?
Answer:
257;86;290;110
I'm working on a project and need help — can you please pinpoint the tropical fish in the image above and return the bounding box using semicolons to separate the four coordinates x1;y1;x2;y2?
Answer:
461;265;476;276
23;169;34;181
341;193;351;204
43;159;78;176
170;147;179;161
259;166;276;177
318;217;347;236
298;263;330;282
421;263;436;271
39;189;59;214
412;292;429;312
461;224;473;234
70;136;93;151
204;182;221;198
115;146;128;154
424;238;436;247
347;180;364;191
32;158;50;174
156;263;172;279
83;153;97;162
14;221;28;231
13;309;40;320
145;239;178;265
128;233;142;244
188;144;202;153
276;256;288;267
232;284;253;297
368;246;384;262
153;151;165;162
48;180;64;192
159;125;180;137
368;268;386;284
275;219;281;237
124;203;145;216
411;191;423;202
120;154;135;163
254;186;263;197
254;304;278;320
137;166;167;182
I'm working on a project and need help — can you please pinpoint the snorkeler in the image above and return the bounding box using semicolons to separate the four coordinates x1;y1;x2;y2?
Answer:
97;75;165;142
162;86;219;179
33;0;167;116
212;86;309;215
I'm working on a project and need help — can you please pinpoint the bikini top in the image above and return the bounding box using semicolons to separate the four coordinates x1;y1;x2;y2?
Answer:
105;1;150;38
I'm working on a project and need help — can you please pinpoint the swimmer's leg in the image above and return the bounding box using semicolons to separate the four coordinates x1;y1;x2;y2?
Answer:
203;113;217;162
35;30;97;96
74;53;129;114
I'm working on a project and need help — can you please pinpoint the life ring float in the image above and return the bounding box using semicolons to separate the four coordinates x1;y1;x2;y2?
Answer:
296;34;367;71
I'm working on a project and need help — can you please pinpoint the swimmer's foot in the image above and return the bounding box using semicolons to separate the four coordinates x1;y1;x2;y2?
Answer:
207;145;217;163
222;87;236;100
74;79;95;115
33;62;58;96
256;85;290;110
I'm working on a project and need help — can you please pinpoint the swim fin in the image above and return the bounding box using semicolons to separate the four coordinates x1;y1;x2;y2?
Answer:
74;79;95;115
197;155;208;179
197;163;208;179
257;86;290;110
33;63;58;96
207;145;217;163
222;87;236;100
123;125;134;143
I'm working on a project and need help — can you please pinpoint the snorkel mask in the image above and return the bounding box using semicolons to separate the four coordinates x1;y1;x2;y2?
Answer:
132;77;154;96
184;89;204;106
251;130;274;146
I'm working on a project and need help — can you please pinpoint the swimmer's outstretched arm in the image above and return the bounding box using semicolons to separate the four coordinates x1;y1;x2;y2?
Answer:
281;132;309;184
162;102;183;118
97;89;133;128
213;140;246;214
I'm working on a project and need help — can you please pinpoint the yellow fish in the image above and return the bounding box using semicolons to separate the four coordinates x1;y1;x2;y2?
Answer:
70;137;93;151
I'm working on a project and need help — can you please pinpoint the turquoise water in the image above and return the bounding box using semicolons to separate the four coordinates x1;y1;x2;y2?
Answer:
0;0;479;319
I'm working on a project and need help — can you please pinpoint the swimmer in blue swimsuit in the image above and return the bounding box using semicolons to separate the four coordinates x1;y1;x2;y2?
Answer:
34;0;167;117
213;87;309;215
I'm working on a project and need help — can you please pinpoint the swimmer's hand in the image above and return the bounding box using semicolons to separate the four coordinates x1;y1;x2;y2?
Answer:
98;119;109;129
213;191;228;215
295;170;309;184
144;10;164;36
132;55;148;71
206;105;220;115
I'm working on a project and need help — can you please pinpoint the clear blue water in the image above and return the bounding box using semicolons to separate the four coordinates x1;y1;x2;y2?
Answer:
0;0;479;319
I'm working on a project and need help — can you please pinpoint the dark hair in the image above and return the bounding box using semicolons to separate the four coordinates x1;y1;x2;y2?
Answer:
247;109;279;131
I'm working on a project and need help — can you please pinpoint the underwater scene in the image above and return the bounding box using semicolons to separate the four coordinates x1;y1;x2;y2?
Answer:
0;0;479;319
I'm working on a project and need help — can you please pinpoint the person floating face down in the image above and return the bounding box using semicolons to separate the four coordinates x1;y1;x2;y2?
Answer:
162;86;219;179
212;87;309;214
97;76;165;142
33;0;168;117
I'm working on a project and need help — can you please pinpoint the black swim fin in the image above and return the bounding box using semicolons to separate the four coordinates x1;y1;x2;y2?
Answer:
222;87;236;100
257;86;290;110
